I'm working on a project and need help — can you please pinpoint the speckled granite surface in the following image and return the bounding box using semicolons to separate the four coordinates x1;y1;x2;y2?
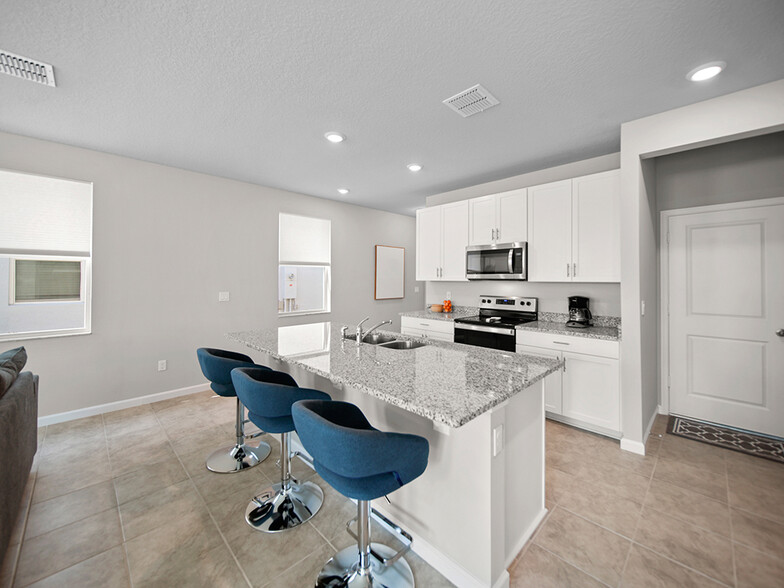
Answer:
227;322;562;428
516;321;620;341
399;306;478;321
537;312;621;329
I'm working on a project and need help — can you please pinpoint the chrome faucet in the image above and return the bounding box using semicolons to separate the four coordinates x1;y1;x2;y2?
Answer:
355;316;370;343
364;320;392;339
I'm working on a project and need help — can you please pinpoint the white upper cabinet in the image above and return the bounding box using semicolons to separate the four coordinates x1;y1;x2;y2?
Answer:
468;188;527;245
571;170;620;282
527;179;572;282
416;201;468;281
527;170;620;282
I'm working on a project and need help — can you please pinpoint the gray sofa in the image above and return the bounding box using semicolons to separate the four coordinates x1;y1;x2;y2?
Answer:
0;347;38;564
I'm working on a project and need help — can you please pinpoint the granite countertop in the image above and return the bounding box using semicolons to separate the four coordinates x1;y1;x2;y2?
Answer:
399;306;477;321
227;322;562;428
516;321;620;342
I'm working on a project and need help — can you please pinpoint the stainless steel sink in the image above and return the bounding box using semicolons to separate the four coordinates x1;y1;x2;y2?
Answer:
362;333;398;345
378;340;427;350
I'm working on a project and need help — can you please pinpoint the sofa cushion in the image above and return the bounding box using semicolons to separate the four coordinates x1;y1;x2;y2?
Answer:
0;346;27;400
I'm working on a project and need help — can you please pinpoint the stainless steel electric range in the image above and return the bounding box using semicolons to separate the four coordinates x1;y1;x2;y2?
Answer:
453;296;538;352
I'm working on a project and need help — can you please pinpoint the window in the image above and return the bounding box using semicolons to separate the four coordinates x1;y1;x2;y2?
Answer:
278;213;330;316
0;169;93;341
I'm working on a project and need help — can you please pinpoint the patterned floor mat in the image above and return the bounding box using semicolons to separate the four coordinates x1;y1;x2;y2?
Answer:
667;415;784;464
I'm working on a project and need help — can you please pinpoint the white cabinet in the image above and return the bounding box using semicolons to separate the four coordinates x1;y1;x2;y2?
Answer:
468;188;527;245
416;201;468;281
527;170;620;282
516;330;620;436
401;316;454;342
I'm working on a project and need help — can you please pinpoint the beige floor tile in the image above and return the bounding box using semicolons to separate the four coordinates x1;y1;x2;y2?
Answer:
534;507;631;586
726;452;784;494
24;545;130;588
190;466;271;509
107;429;178;479
14;509;123;587
8;473;36;547
103;404;162;439
305;481;358;543
149;390;212;413
659;435;727;476
0;541;21;588
35;445;111;481
644;478;731;537
549;453;651;503
654;455;729;502
168;422;237;456
224;518;329;586
510;543;607;588
32;460;113;504
261;542;337;588
620;544;725;587
728;476;784;524
557;482;643;538
119;479;206;540
633;507;734;585
734;543;784;588
406;550;455;588
112;457;189;504
589;436;658;478
124;510;232;587
650;415;669;436
730;508;784;560
43;415;104;443
24;480;117;540
545;466;580;504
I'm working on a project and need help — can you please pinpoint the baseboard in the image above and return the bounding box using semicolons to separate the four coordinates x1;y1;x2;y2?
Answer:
620;437;646;455
658;404;668;415
37;382;209;427
504;507;548;569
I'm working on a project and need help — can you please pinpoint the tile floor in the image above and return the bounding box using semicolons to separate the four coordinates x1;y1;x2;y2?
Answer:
510;417;784;587
1;395;783;587
0;391;452;588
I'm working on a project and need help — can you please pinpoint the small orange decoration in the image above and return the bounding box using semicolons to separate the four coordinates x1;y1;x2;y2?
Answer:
443;299;453;313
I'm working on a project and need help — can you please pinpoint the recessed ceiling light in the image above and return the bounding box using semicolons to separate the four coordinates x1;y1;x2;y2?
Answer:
325;132;345;143
407;163;423;172
337;188;350;195
687;61;726;82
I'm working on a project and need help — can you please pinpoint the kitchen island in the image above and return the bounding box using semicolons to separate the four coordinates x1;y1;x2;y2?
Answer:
228;322;561;588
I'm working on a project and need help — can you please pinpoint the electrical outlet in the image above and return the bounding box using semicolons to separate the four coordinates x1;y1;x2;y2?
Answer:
414;286;420;293
446;291;451;300
641;300;646;316
158;360;167;371
218;291;230;302
492;424;504;456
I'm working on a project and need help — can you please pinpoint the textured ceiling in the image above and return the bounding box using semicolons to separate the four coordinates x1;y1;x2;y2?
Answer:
1;1;783;216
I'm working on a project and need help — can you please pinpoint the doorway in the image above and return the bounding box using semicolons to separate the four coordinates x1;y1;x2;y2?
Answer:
661;199;784;437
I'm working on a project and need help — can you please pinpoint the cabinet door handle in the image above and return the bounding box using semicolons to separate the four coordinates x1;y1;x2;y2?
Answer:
563;358;567;373
573;263;576;277
553;341;570;345
566;263;570;277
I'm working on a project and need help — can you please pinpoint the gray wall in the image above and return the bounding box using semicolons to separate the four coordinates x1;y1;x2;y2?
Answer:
656;132;784;212
0;131;424;417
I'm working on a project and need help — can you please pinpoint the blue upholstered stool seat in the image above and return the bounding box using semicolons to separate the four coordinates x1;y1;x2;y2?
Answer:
195;348;271;473
231;367;331;533
292;399;429;588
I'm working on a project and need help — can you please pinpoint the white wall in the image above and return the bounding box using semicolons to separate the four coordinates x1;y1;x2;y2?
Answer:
0;131;424;417
426;281;620;317
619;78;784;452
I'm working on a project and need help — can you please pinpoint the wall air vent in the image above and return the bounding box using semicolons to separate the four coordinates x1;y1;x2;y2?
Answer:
443;84;499;117
0;50;56;87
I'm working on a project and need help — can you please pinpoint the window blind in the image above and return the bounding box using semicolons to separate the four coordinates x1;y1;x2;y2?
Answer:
279;213;331;264
14;259;82;301
0;169;93;256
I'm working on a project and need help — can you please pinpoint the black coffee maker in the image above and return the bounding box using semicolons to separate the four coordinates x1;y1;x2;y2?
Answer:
566;296;593;328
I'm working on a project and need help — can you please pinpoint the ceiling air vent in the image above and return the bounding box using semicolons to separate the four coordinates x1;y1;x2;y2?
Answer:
443;84;499;117
0;50;56;87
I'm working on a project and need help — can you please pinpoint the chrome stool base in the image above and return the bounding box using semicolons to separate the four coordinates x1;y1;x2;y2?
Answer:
245;480;323;532
206;442;271;474
316;543;414;588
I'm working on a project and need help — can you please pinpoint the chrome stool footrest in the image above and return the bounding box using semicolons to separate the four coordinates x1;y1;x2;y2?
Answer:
316;543;414;588
344;509;413;567
245;480;323;532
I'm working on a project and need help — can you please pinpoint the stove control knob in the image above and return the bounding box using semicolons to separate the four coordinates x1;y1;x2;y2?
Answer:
526;301;531;306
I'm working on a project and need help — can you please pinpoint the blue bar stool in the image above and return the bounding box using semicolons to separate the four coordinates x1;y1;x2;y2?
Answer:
196;348;272;473
292;399;429;588
231;367;331;532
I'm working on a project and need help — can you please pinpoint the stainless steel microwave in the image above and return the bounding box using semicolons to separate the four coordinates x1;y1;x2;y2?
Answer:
466;242;528;280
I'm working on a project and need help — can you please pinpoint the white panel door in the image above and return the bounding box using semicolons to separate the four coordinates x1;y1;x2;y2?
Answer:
441;201;469;281
562;352;620;432
668;204;784;436
468;195;497;245
517;344;563;414
416;207;442;281
497;188;528;243
527;180;572;282
572;171;620;282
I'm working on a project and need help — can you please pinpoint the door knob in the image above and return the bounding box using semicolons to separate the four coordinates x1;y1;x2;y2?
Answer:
777;329;784;337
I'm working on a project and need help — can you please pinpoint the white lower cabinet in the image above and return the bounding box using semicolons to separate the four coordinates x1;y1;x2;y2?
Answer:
516;331;620;437
401;316;454;342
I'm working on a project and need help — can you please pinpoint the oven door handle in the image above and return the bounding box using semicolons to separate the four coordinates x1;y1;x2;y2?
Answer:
455;323;516;336
508;248;514;274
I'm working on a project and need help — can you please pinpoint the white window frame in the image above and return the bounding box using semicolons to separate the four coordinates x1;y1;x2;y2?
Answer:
278;213;331;318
